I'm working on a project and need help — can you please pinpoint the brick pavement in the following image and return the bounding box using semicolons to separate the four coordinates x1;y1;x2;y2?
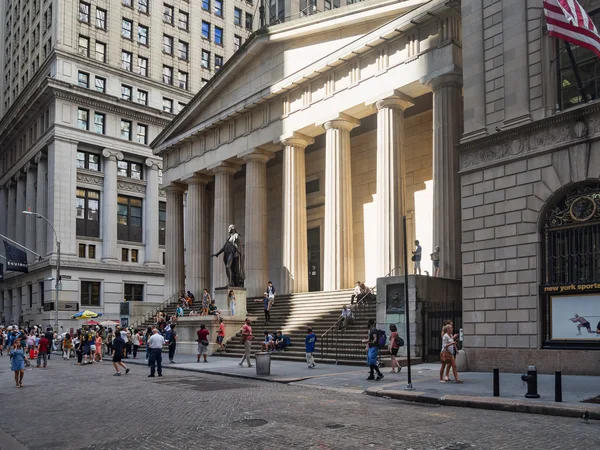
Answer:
0;357;597;450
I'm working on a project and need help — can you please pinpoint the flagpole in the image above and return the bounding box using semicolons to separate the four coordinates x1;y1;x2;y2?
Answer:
0;233;43;260
564;41;589;103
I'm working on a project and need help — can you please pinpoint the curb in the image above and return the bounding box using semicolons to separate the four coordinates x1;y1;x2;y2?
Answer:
366;388;600;420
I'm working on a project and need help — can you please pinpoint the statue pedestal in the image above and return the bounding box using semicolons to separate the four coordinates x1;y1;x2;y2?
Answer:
214;287;247;318
175;315;249;356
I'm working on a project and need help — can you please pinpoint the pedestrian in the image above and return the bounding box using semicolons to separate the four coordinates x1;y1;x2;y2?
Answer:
74;330;83;365
266;281;276;306
145;326;152;362
217;318;226;353
202;289;211;316
82;331;92;364
132;329;141;359
412;239;422;275
166;324;177;363
0;328;4;355
388;324;401;373
44;327;54;360
365;319;383;381
176;305;184;319
106;328;114;356
305;327;317;369
196;324;210;363
239;318;253;368
229;290;236;316
147;328;165;377
36;334;50;368
10;342;26;388
440;324;462;383
94;332;103;362
120;328;128;358
62;333;72;360
262;292;271;324
430;245;440;277
261;331;275;352
112;330;130;376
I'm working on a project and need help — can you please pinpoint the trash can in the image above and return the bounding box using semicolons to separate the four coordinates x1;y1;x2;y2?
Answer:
255;352;272;376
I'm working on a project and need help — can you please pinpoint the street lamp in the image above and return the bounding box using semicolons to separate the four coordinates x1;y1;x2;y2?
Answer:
22;211;60;332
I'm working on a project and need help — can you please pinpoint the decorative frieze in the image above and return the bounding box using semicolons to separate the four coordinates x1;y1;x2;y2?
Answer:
76;171;104;187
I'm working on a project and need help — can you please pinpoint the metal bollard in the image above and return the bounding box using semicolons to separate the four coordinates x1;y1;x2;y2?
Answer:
521;365;540;399
555;371;562;402
493;368;500;397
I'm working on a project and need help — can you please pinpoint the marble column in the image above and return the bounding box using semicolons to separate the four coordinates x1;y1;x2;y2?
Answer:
211;163;237;290
101;149;123;262
430;74;463;279
185;174;211;298
0;186;7;250
165;184;186;300
323;114;359;291
144;158;162;265
6;182;16;240
15;172;26;246
376;93;414;277
35;152;48;256
242;149;273;298
24;162;37;260
281;134;313;294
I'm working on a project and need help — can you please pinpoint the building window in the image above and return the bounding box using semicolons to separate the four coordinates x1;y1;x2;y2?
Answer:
201;50;210;69
122;248;129;262
163;34;173;54
78;35;89;56
159;201;166;245
179;10;189;30
121;84;132;101
202;21;210;40
78;71;89;88
77;151;100;171
77;108;89;130
76;189;100;237
131;249;139;263
117;195;143;242
324;0;331;9
123;0;133;7
79;243;86;258
121;119;132;140
79;2;90;23
96;8;107;29
138;25;149;45
122;18;133;39
163;65;173;84
215;55;223;71
215;0;223;16
124;283;143;301
138;57;148;76
178;71;188;90
95;41;106;63
95;76;106;93
163;97;173;113
179;40;188;60
81;281;101;307
40;282;44;307
234;8;242;26
158;169;163;185
118;160;144;180
163;4;174;24
138;89;148;105
138;0;148;14
215;27;223;46
202;0;210;11
246;13;253;30
122;51;132;71
234;35;242;52
137;124;148;144
94;113;105;134
88;244;96;259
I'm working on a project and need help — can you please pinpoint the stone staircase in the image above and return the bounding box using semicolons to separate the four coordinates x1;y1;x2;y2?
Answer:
218;289;377;364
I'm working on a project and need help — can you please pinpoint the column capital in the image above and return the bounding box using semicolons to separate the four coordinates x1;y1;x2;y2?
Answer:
102;149;124;161
208;161;240;175
23;161;37;174
281;132;314;149
321;113;360;131
34;151;46;164
239;148;275;164
425;72;463;92
13;172;23;182
366;90;415;111
163;182;187;193
183;173;212;186
145;158;163;170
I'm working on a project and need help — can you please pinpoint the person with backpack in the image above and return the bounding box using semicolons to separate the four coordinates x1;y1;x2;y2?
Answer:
365;319;383;381
388;324;402;373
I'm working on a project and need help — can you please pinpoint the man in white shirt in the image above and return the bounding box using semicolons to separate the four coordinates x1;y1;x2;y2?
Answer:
147;328;165;377
120;328;128;358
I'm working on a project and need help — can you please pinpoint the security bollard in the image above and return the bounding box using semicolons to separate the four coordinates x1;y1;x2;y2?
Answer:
521;365;540;399
493;368;500;397
555;371;562;402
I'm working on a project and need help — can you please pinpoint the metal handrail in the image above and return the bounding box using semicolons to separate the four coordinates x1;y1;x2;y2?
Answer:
131;291;182;330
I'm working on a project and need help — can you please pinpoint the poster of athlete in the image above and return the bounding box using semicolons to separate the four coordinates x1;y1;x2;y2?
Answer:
551;295;600;340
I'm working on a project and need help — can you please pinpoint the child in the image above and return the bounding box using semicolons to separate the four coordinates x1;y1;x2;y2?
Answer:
305;327;317;369
10;342;26;387
261;331;275;352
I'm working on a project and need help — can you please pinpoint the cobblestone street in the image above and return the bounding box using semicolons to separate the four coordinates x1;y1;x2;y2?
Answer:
0;357;597;450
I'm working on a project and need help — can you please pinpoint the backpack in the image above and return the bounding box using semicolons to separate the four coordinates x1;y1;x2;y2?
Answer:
394;335;405;348
377;329;387;349
283;336;291;346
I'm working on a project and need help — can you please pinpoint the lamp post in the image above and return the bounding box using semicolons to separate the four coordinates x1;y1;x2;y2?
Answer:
22;211;60;332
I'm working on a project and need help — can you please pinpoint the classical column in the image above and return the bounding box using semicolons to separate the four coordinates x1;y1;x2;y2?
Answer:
210;163;237;290
6;182;16;240
242;149;273;297
144;158;162;265
0;186;7;251
24;162;37;261
101;149;123;262
281;134;313;294
35;152;48;256
165;184;186;300
15;172;26;246
430;74;463;279
376;93;414;277
185;174;211;298
323;114;359;291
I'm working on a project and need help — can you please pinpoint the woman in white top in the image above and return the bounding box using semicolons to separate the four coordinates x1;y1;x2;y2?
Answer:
440;324;462;383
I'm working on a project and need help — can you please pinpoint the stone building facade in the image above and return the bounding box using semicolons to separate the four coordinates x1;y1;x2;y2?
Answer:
460;0;600;374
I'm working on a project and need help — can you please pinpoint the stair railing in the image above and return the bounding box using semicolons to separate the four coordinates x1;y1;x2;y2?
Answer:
131;291;182;330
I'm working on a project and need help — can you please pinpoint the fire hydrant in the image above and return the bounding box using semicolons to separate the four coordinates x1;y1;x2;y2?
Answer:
521;365;540;398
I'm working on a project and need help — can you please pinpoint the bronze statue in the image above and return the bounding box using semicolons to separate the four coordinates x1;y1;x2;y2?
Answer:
211;224;245;287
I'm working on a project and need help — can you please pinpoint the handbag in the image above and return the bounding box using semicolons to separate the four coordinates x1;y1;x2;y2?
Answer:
201;340;209;346
440;351;452;363
90;344;96;351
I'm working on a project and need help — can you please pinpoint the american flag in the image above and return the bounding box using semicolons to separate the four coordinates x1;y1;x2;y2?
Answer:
543;0;600;58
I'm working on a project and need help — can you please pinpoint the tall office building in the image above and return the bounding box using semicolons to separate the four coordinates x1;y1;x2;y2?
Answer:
0;0;253;327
